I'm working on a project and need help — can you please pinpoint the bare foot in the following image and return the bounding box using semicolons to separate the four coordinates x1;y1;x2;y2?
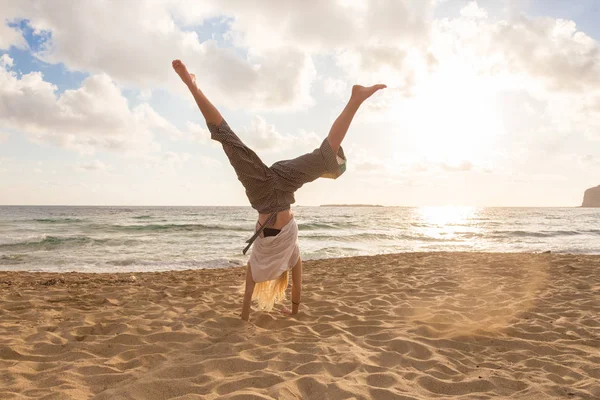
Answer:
351;84;387;103
172;59;195;87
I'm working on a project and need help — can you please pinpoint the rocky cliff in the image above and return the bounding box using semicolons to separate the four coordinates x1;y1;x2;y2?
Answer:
582;185;600;207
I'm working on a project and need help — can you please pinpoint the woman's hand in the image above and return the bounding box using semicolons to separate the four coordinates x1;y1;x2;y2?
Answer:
280;307;297;316
240;311;250;321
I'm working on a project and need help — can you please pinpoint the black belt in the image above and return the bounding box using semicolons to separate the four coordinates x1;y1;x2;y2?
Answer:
243;211;277;255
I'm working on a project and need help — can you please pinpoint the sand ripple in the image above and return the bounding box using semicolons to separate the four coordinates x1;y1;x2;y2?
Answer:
1;253;599;399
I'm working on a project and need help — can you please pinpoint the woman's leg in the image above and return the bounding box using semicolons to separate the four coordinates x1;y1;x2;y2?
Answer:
270;84;387;192
241;263;255;321
173;60;273;203
326;84;387;154
172;60;223;126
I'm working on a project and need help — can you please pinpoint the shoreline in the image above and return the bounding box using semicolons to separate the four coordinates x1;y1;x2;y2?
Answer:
1;252;599;399
3;250;600;275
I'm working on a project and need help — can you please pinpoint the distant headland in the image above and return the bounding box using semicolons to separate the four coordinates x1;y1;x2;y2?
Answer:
320;204;384;207
582;185;600;207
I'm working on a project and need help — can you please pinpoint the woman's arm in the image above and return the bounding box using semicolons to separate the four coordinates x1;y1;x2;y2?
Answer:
290;257;302;314
241;264;255;321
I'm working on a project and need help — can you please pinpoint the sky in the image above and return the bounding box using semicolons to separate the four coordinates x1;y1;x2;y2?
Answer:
0;0;599;207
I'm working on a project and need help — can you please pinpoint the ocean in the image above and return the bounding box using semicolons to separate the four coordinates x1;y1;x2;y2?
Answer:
0;206;598;273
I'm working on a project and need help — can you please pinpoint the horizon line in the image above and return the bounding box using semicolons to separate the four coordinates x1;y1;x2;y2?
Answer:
0;204;584;208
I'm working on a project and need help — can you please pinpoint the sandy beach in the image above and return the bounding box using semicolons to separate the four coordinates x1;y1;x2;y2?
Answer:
1;252;599;399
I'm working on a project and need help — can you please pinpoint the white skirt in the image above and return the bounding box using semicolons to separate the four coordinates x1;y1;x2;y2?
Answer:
249;217;300;282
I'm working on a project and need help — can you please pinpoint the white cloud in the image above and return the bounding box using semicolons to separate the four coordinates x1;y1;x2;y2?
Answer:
2;0;600;192
355;159;386;173
0;0;432;112
460;1;488;19
0;1;320;111
580;154;600;169
347;147;389;174
441;160;473;172
340;2;600;143
215;0;432;98
458;9;600;141
241;116;321;152
74;160;108;171
0;54;14;67
0;22;26;50
295;129;323;149
162;151;191;168
3;1;599;117
430;3;600;94
345;1;600;157
217;0;432;55
142;150;219;171
323;77;348;97
185;121;211;144
197;155;221;167
492;20;600;92
242;116;286;151
0;132;9;143
0;64;175;155
134;103;183;139
348;144;481;177
138;89;152;102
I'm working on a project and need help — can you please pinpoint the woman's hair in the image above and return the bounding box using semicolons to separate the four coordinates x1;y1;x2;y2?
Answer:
251;270;289;311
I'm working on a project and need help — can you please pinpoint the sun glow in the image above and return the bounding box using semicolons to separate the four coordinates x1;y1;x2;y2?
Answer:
392;59;505;168
415;206;480;241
